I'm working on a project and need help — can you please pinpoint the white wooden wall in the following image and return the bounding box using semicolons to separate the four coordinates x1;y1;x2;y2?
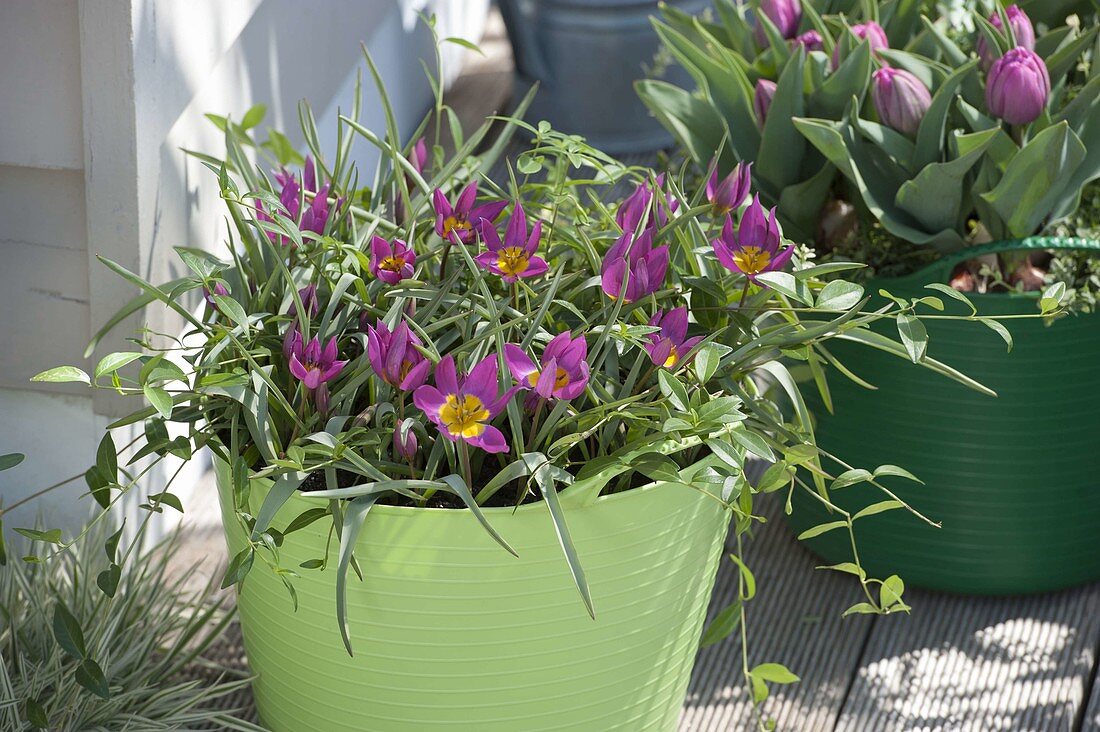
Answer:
0;0;487;535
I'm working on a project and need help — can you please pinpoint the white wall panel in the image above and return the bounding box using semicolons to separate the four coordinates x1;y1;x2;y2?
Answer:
0;0;85;170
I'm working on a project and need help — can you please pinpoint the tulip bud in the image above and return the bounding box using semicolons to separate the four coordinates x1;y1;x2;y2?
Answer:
754;79;777;128
872;68;932;136
793;30;824;53
832;21;889;68
977;5;1035;72
986;47;1049;125
754;0;802;44
706;161;753;216
393;425;418;460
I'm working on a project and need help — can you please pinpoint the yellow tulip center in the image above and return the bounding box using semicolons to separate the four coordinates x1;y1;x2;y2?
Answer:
438;394;489;438
663;345;680;368
380;255;407;272
442;216;471;239
733;246;771;275
496;247;530;277
527;367;570;390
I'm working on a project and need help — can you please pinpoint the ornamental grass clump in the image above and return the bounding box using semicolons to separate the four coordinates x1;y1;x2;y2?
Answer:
641;0;1100;295
22;44;1028;720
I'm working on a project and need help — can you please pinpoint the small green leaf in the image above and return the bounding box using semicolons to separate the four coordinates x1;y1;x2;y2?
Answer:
831;468;872;490
658;370;690;412
31;366;90;384
96;432;118;485
727;429;775;461
25;698;48;729
842;601;881;616
797;520;848;540
143;385;174;419
15;528;63;545
221;547;254;589
880;574;906;607
75;658;110;700
0;452;24;471
97;564;121;597
815;280;864;310
816;562;866;579
751;662;800;684
978;318;1013;352
700;600;742;648
240;103;267;129
443;36;485;56
924;283;976;315
94;352;143;379
52;602;87;660
728;553;756;600
705;438;744;472
634;453;683;483
213;295;249;329
896;314;928;362
299;558;324;569
853;500;904;520
873;464;923;483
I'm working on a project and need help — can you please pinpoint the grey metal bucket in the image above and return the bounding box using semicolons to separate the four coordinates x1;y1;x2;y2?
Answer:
497;0;709;153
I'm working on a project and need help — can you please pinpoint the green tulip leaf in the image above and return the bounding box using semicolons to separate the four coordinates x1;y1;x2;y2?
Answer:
979;121;1086;237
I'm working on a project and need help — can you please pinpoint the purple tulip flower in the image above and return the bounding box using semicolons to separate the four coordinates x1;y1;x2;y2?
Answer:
754;0;802;44
504;332;590;402
977;5;1035;72
288;336;347;390
203;282;229;308
366;320;432;392
615;175;679;234
413;354;517;453
986;46;1050;125
432;181;507;244
706;161;753;216
833;21;889;68
288;284;320;318
409;137;429;175
474;203;549;282
259;156;334;245
645;307;704;369
393;424;418;460
754;80;777;127
872;67;932;136
283;326;303;362
712;195;793;282
600;229;670;302
794;30;824;52
370;235;417;285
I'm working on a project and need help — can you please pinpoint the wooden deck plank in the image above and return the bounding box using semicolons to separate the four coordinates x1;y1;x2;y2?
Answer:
680;495;874;731
1083;662;1100;731
835;583;1100;732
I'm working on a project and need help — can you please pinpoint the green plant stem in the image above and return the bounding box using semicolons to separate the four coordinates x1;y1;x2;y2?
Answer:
459;440;474;494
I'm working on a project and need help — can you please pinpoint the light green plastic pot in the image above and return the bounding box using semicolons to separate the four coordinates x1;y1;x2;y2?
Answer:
787;237;1100;594
216;458;731;731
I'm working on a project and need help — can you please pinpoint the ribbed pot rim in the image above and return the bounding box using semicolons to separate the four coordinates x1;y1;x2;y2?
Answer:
215;454;720;519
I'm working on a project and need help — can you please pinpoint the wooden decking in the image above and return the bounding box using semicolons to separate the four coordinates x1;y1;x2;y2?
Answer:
182;14;1100;730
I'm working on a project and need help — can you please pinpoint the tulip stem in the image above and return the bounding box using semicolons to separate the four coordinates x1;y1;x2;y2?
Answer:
459;440;474;494
439;241;453;279
738;278;752;308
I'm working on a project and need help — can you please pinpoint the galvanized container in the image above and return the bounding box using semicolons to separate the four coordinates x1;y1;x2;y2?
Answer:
216;458;731;731
498;0;709;153
787;237;1100;594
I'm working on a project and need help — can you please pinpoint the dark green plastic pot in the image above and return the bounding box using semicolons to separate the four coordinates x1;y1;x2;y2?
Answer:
787;237;1100;595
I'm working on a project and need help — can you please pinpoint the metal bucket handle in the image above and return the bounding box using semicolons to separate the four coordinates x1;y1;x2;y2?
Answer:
898;236;1100;286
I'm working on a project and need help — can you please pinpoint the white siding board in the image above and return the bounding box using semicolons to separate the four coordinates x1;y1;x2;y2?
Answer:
0;0;85;170
0;166;87;251
0;239;90;393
